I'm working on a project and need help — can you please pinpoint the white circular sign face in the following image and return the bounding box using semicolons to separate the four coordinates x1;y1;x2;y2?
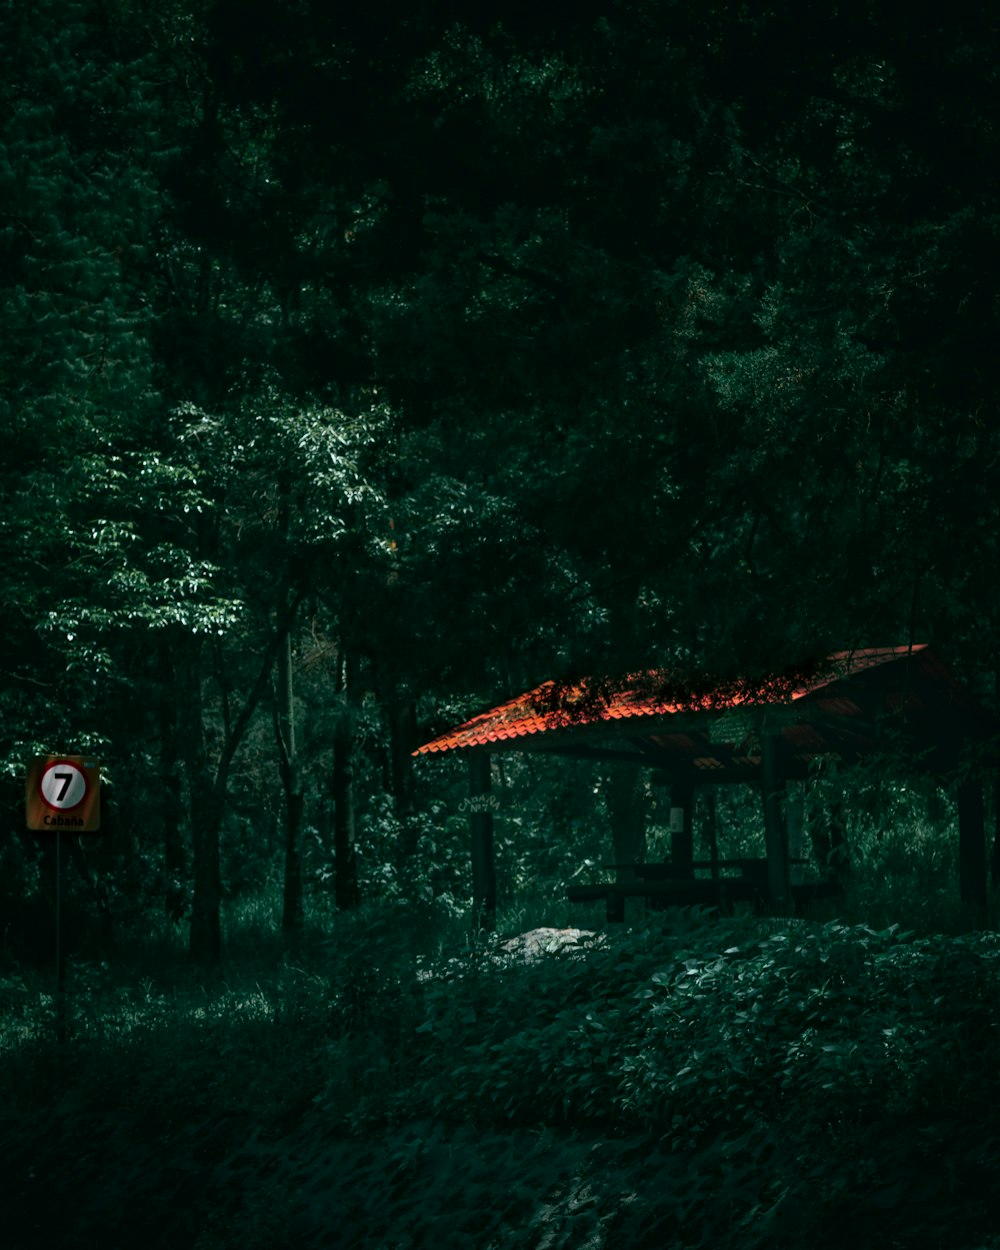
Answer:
40;761;88;811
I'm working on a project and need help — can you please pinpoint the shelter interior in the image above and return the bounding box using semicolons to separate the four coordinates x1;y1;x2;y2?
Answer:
414;646;997;924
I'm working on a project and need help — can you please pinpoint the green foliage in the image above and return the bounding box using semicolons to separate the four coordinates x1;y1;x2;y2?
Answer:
7;884;1000;1247
0;0;168;771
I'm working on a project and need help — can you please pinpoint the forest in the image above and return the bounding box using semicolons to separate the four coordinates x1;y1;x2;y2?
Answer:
2;1;1000;1246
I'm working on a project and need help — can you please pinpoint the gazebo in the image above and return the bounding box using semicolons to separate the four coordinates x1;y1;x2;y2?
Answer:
413;645;997;923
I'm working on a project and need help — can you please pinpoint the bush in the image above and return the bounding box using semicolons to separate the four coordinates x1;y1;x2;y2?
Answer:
361;915;1000;1147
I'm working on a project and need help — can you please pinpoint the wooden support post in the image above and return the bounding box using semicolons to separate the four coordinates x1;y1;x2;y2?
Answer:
469;752;496;930
785;781;805;877
704;788;719;880
762;732;791;912
704;787;731;916
958;774;987;918
669;780;695;879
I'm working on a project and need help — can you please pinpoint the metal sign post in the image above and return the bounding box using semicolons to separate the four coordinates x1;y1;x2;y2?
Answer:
26;756;101;1043
55;830;65;1044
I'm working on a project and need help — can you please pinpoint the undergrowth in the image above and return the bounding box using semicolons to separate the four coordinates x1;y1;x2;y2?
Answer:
389;917;1000;1135
6;884;1000;1248
5;898;1000;1141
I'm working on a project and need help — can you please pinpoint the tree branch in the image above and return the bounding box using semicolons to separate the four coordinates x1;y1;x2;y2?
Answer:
214;584;305;797
475;251;569;296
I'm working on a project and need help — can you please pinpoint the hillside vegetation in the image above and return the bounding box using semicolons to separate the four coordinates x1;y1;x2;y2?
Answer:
4;888;1000;1248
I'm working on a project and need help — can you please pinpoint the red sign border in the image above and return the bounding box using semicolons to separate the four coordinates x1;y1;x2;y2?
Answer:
38;759;90;813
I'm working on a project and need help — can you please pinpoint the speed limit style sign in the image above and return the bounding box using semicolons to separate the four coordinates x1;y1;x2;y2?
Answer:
26;756;101;832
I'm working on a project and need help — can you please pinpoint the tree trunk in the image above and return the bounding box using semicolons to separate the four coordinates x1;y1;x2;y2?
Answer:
181;644;222;964
387;693;420;874
762;731;791;912
189;773;224;965
469;751;496;930
958;773;987;918
273;469;305;934
183;590;303;963
159;644;186;920
334;653;359;910
388;695;418;818
276;628;304;935
992;662;1000;887
992;772;1000;889
604;565;648;880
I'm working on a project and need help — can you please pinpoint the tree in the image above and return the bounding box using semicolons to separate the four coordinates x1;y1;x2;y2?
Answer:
349;2;1000;684
6;0;998;951
0;1;160;765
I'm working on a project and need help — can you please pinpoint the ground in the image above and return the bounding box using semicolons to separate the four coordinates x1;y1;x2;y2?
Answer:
3;1106;998;1249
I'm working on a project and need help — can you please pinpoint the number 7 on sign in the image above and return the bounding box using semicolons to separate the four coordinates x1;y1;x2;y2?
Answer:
40;761;88;811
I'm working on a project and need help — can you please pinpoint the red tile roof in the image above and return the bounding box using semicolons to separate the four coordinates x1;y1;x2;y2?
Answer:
413;646;929;756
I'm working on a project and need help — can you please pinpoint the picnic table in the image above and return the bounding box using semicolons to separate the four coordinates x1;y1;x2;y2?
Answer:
566;859;842;922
